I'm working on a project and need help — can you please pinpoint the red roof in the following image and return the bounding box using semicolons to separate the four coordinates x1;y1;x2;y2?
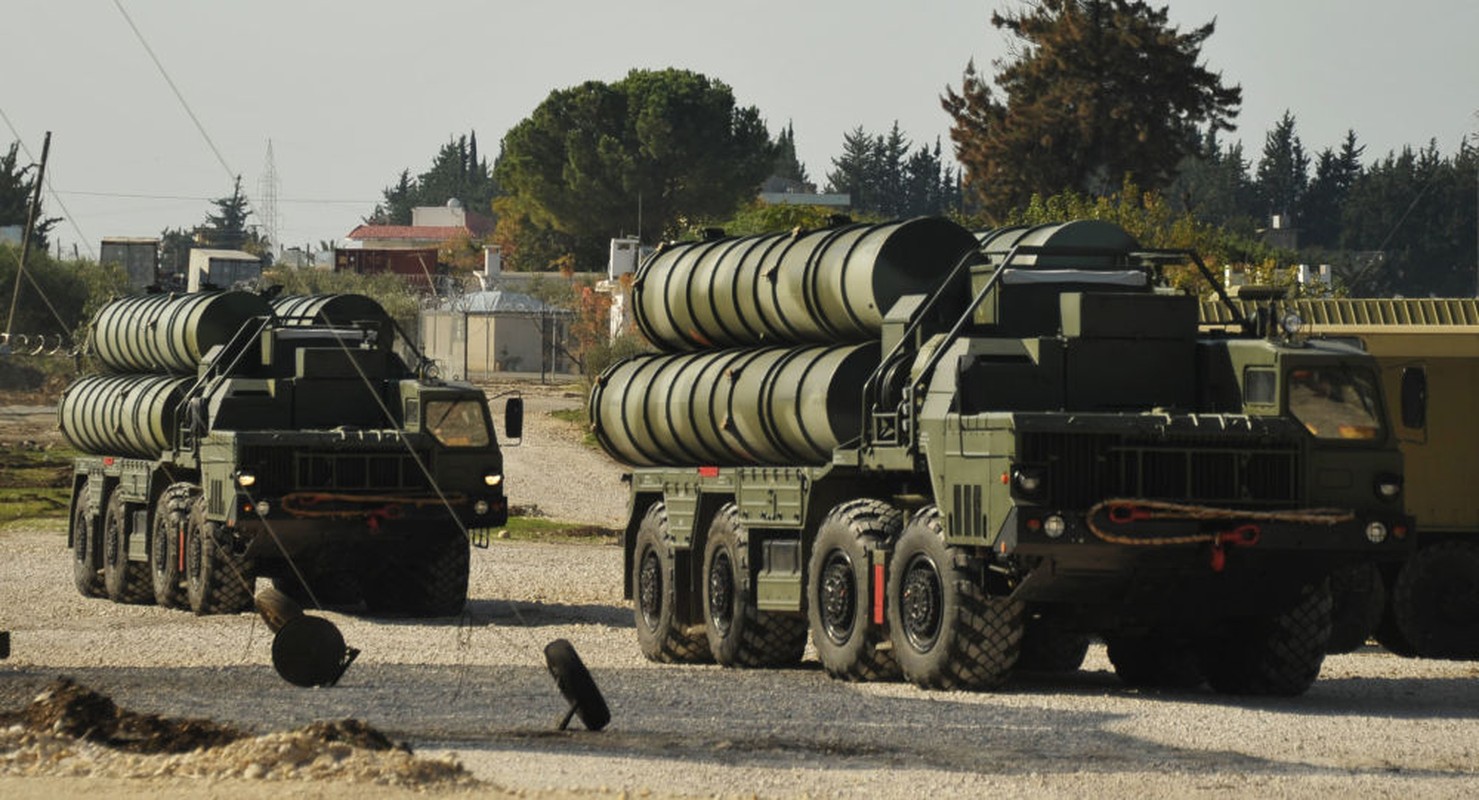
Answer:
345;225;471;242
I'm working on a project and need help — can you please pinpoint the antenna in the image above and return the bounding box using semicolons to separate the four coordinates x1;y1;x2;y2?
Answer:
257;140;280;255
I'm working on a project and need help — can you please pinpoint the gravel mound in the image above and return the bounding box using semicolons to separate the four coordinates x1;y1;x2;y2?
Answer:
0;678;474;788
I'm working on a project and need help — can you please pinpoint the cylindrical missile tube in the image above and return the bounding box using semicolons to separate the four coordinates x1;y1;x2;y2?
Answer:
58;374;193;459
89;291;272;374
633;217;979;350
590;342;879;467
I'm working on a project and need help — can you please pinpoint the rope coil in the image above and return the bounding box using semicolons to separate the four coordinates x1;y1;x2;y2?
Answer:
1085;498;1355;547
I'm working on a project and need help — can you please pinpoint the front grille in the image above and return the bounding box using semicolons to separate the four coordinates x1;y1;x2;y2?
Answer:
1019;431;1300;509
241;446;432;491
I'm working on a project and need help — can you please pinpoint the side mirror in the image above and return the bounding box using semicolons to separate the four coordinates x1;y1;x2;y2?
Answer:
1400;366;1427;429
505;397;524;441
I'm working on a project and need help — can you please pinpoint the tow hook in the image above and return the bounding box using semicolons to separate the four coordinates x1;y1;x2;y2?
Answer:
1209;524;1261;572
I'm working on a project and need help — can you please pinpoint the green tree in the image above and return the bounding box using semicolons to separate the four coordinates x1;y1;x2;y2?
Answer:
1300;130;1364;249
1168;127;1259;233
497;68;774;268
199;176;253;251
824;126;878;211
0;142;58;250
942;0;1241;223
369;132;499;224
1254;111;1310;224
825;125;959;217
772;121;809;185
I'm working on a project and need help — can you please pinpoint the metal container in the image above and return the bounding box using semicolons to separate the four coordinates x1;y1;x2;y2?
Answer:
58;374;193;459
273;294;392;348
590;343;878;466
90;291;272;374
633;218;979;350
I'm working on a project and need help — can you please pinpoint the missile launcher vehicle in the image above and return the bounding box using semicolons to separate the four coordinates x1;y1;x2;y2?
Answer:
593;217;1411;695
63;291;522;617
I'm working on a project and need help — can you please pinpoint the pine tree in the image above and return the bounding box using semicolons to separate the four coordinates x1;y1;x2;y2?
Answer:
201;176;252;251
1255;111;1310;225
1300;130;1364;248
771;122;809;185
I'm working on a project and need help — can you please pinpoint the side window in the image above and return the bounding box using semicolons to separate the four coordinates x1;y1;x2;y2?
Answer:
1244;367;1277;406
1400;366;1427;429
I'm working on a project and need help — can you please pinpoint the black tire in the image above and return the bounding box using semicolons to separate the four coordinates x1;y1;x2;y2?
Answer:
399;530;470;617
1199;580;1332;696
1374;563;1418;657
150;483;196;609
1105;634;1204;688
1018;614;1091;673
1327;562;1386;654
631;503;710;664
103;486;153;605
702;504;807;668
186;498;255;615
544;638;611;732
71;481;104;599
806;499;902;681
1392;541;1479;659
886;506;1023;690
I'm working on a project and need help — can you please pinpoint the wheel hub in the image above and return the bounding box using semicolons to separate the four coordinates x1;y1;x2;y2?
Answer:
708;551;735;637
819;549;856;645
637;549;662;630
900;555;942;651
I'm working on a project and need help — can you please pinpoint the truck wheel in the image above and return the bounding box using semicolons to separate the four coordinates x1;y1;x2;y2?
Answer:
103;486;153;604
886;506;1023;690
185;499;254;615
1326;562;1385;654
1105;634;1203;688
702;504;807;668
631;503;710;663
1199;580;1331;696
1018;614;1091;673
400;530;470;617
806;499;902;681
1393;541;1479;659
1373;564;1418;657
71;481;104;598
150;483;197;609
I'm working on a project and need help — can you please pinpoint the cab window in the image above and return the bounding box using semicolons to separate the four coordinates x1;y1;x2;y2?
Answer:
1287;367;1383;440
425;399;491;447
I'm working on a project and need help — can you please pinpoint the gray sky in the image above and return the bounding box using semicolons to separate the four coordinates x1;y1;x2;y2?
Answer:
4;1;1476;259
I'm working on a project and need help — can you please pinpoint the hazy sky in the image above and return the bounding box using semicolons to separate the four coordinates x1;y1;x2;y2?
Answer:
4;1;1476;259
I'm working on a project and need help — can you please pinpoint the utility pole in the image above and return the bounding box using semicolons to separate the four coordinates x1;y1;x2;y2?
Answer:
3;131;51;340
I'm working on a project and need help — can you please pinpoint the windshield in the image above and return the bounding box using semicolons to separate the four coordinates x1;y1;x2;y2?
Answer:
425;399;491;447
1287;366;1383;440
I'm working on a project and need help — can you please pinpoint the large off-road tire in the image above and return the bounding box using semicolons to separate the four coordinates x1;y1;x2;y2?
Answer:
1106;634;1204;689
631;503;710;663
103;486;153;605
886;506;1023;690
806;498;902;681
1326;562;1386;654
1392;541;1479;659
702;504;807;668
71;481;104;599
1373;563;1418;657
1018;614;1091;673
399;530;471;617
150;483;197;609
185;499;255;615
1199;580;1332;696
545;639;611;732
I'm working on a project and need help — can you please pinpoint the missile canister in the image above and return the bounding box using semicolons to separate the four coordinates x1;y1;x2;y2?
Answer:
58;374;193;459
273;293;393;349
633;217;979;351
90;291;272;374
590;342;878;467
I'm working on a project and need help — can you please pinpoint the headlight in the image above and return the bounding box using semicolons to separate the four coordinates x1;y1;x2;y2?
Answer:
1375;475;1402;501
484;472;503;487
1013;466;1044;495
1365;521;1389;543
1043;515;1066;538
474;500;490;516
255;500;271;516
1280;312;1303;336
236;472;256;488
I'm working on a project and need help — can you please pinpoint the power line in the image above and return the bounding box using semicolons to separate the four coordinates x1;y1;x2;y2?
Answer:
55;189;375;206
0;106;97;260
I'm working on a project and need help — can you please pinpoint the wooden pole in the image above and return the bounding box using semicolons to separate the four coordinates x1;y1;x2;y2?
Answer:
4;131;51;338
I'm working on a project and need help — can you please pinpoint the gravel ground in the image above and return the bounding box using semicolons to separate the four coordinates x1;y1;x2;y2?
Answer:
3;379;1479;797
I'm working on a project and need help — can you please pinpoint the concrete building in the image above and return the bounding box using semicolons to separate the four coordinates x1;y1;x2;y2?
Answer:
419;289;575;380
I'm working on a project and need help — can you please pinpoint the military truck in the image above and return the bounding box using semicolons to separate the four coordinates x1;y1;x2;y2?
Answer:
63;291;521;617
591;218;1410;696
1203;297;1479;659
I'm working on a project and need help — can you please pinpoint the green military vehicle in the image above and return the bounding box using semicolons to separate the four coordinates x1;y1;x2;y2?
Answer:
63;291;521;617
1204;297;1479;659
592;218;1410;695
